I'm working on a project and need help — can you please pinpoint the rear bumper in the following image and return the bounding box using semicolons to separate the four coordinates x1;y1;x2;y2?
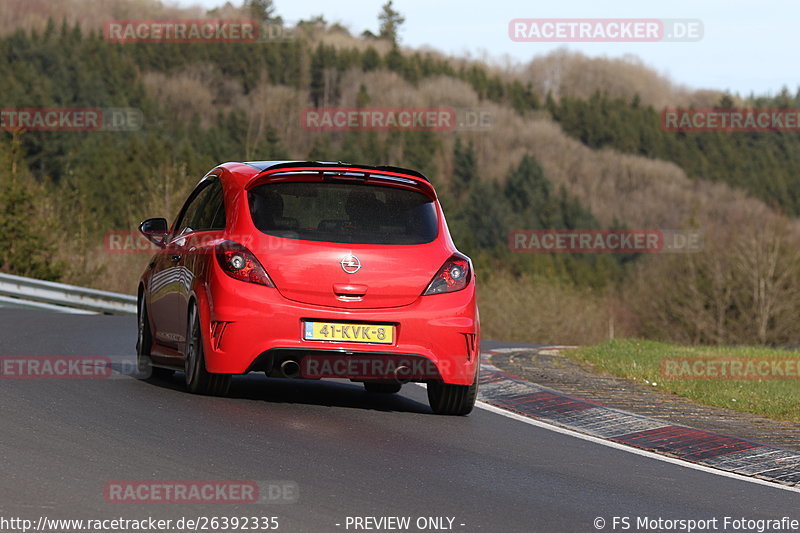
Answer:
196;274;479;385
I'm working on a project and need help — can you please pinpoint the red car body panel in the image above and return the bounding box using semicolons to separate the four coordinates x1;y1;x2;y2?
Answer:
140;161;480;385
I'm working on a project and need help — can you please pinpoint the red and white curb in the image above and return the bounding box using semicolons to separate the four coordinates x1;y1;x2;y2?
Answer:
478;348;800;488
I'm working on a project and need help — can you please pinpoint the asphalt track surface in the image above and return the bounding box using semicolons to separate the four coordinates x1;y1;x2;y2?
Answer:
0;309;797;533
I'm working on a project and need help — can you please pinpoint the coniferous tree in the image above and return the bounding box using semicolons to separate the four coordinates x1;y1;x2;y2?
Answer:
378;1;405;45
246;0;283;25
452;137;477;200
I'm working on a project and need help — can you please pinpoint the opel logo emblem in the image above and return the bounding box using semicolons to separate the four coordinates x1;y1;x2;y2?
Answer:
340;254;361;274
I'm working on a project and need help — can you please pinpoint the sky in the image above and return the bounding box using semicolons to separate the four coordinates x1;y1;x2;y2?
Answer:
188;0;796;97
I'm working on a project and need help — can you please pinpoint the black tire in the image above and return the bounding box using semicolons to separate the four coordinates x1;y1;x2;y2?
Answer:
136;297;154;380
427;369;479;416
136;297;176;380
364;382;402;394
184;304;231;396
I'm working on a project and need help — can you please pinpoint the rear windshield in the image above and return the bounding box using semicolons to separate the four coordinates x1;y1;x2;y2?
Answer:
249;181;438;245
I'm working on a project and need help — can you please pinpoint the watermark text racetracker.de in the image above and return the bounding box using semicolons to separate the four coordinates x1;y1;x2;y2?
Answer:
301;354;445;381
104;480;298;504
662;108;800;132
104;19;295;43
509;229;702;254
0;108;143;132
300;107;493;131
592;515;799;532
104;231;300;254
509;18;703;42
0;355;143;380
661;357;800;380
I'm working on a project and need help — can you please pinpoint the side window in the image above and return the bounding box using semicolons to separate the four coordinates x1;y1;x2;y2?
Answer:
196;180;226;231
172;180;215;237
210;202;226;229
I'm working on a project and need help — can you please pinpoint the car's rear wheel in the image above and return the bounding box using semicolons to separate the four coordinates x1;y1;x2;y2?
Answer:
364;382;402;394
427;368;479;416
185;304;231;396
136;297;175;380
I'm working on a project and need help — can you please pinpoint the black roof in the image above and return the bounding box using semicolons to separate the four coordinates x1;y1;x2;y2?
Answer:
241;160;430;183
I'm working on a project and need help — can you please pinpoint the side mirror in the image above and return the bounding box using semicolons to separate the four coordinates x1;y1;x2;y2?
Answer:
139;218;169;248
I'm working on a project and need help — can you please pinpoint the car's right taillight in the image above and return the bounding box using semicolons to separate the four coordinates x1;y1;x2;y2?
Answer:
422;253;471;295
215;241;275;287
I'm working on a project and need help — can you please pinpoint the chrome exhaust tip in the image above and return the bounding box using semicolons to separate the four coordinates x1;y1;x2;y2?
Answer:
280;359;301;379
394;365;411;384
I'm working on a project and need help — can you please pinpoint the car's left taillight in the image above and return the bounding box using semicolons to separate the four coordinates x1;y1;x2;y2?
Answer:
215;241;275;287
422;253;471;295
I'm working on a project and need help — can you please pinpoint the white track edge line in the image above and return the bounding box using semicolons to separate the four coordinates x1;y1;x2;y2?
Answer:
473;399;800;495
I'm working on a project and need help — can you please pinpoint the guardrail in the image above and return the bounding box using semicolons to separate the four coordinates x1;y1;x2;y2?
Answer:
0;273;137;315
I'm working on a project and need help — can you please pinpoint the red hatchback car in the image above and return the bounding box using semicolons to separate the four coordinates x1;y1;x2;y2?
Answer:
136;161;480;415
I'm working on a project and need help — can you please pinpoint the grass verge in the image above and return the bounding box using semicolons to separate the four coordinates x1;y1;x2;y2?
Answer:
566;339;800;423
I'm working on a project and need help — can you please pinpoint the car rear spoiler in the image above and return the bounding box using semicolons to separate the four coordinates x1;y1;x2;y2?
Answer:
245;161;437;198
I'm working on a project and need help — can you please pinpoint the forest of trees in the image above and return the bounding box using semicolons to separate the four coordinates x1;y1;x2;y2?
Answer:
2;2;800;346
548;92;800;214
